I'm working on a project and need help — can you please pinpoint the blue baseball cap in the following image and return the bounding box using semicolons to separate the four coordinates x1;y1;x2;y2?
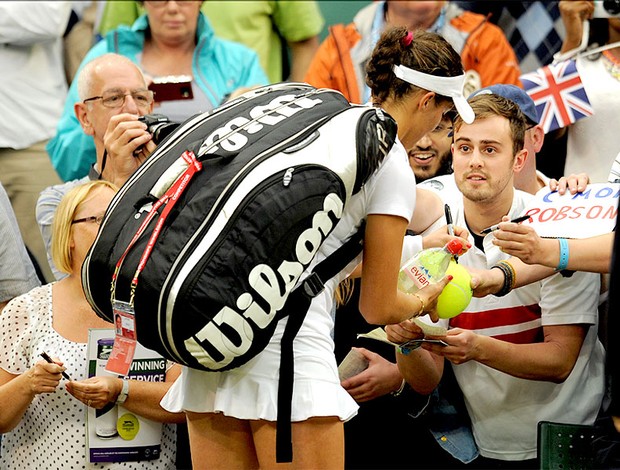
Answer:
469;84;539;126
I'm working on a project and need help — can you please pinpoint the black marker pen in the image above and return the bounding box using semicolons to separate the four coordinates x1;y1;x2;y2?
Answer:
445;204;459;262
480;215;531;235
40;352;71;380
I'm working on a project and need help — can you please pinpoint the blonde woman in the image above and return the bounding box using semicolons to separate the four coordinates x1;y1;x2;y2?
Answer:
0;181;182;468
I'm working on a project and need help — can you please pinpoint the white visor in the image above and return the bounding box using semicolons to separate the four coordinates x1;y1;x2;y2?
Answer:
393;64;475;124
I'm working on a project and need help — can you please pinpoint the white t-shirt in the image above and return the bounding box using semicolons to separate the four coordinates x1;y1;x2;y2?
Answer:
0;3;70;149
162;136;416;422
420;190;605;461
400;174;460;261
418;173;461;200
564;54;620;183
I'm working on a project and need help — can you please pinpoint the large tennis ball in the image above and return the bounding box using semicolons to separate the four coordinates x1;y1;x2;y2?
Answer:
436;260;472;319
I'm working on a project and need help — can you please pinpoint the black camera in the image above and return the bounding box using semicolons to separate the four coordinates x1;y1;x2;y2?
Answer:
593;0;620;17
138;113;180;145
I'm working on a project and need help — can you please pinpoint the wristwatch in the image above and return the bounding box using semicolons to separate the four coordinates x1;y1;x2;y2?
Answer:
115;379;129;405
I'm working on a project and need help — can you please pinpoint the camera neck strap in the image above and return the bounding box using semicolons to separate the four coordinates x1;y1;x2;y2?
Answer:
98;149;108;181
553;20;620;64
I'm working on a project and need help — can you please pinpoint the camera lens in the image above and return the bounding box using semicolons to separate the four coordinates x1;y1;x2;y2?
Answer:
604;0;620;15
137;114;179;145
151;122;180;145
134;114;178;155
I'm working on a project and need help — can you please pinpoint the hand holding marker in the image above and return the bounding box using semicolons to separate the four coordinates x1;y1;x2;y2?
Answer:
40;352;71;380
480;215;531;235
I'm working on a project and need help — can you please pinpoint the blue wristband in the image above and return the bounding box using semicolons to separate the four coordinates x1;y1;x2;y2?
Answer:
556;238;569;271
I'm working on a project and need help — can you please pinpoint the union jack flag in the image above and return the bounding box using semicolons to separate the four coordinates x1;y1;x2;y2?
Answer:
520;59;594;133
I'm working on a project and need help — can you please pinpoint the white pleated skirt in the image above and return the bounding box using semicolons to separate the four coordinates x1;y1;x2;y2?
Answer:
161;297;359;422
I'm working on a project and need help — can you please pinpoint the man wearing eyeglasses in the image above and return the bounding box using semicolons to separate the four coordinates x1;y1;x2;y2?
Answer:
36;53;155;280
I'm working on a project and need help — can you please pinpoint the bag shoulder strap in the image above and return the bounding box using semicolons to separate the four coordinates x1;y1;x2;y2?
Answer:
275;224;366;462
353;108;397;194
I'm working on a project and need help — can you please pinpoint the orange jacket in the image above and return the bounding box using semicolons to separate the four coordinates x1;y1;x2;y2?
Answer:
305;7;521;104
305;23;363;103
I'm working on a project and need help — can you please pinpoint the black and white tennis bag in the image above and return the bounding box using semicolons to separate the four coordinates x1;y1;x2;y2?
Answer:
82;83;397;461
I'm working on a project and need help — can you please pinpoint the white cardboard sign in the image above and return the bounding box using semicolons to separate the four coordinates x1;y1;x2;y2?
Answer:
520;183;619;239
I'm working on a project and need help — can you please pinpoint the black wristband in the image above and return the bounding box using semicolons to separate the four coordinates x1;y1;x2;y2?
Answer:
491;263;513;297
